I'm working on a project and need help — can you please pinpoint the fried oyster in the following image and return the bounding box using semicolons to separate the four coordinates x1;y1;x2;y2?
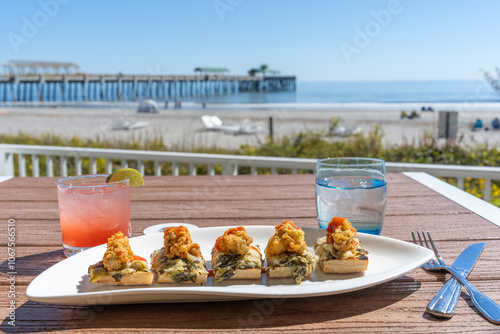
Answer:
265;220;307;257
102;231;135;270
163;225;201;259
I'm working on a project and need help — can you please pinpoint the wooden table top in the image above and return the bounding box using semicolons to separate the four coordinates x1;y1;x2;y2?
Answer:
1;173;499;333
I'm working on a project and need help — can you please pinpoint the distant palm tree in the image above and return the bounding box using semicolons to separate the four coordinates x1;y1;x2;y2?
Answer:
260;64;268;77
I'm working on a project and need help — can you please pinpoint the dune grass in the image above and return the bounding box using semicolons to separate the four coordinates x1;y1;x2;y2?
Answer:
2;126;499;205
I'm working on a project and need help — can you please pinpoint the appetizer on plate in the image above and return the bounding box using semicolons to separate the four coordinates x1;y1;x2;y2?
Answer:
211;226;263;283
88;231;153;285
265;221;317;284
150;226;208;284
313;217;368;273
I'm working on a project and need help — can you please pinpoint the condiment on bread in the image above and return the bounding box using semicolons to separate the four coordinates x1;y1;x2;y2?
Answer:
150;226;208;284
265;220;317;284
88;231;153;285
313;217;368;273
211;226;263;283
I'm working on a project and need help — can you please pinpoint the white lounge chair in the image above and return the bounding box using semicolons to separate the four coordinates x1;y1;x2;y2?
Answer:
110;120;149;131
210;115;224;127
201;115;216;130
199;115;263;135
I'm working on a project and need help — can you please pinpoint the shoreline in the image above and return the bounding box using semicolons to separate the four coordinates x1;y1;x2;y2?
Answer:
3;100;500;112
1;106;500;150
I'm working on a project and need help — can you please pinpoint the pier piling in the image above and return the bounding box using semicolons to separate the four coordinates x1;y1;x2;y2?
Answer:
0;73;296;102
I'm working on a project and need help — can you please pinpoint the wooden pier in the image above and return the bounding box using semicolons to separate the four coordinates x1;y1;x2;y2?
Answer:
0;73;296;102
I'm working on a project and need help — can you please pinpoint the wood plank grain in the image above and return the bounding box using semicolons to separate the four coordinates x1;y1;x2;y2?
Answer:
0;173;458;192
0;190;476;220
0;183;441;202
0;174;317;188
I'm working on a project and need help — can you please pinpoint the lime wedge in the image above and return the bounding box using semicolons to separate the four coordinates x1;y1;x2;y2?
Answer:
106;168;144;187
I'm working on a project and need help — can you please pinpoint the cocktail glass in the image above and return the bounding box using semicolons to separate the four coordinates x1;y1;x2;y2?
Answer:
57;174;131;257
315;157;387;235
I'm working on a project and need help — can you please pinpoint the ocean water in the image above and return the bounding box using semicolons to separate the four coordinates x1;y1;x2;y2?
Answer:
203;80;500;104
4;80;500;111
195;80;500;111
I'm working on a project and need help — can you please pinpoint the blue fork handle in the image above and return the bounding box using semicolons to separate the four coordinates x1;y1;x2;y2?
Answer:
427;277;461;318
443;266;500;324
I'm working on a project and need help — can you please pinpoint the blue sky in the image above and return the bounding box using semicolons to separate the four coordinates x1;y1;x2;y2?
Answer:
1;0;499;82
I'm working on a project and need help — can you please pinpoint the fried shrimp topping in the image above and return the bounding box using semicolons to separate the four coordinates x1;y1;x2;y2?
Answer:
264;220;306;257
326;217;359;253
102;231;134;271
163;226;201;259
214;226;253;255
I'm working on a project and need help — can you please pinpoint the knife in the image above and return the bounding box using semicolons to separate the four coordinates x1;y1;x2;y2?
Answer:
426;242;486;318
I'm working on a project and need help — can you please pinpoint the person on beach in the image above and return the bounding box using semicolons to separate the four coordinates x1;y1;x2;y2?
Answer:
473;118;483;131
492;118;500;130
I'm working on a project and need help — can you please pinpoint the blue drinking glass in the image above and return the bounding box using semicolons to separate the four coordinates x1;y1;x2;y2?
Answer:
315;157;387;235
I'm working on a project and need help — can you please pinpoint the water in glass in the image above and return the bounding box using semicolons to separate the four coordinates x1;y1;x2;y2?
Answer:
316;176;387;234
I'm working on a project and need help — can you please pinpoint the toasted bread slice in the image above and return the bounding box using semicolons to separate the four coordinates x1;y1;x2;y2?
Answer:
151;249;208;284
266;248;317;284
156;271;208;284
211;246;263;282
267;263;315;279
319;256;368;274
230;268;262;279
91;270;153;285
212;266;262;282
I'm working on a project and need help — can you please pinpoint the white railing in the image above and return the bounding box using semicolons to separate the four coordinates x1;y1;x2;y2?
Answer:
1;144;499;201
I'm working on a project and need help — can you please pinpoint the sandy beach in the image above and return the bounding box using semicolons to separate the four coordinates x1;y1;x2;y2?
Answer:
1;104;500;150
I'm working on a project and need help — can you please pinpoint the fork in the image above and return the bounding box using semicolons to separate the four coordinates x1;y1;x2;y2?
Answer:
412;230;500;324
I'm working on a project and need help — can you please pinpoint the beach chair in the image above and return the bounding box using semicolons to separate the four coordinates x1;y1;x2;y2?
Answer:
200;115;235;132
332;123;362;137
201;115;216;130
492;118;500;130
210;115;224;127
199;115;262;135
110;120;149;131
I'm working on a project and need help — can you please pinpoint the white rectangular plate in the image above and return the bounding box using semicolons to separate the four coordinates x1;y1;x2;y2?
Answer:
27;226;433;305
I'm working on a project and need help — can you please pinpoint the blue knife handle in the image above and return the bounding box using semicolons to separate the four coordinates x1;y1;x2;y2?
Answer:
426;277;461;318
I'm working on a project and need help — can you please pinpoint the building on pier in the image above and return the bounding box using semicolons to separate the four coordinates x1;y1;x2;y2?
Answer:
248;64;280;77
194;67;230;75
3;60;80;75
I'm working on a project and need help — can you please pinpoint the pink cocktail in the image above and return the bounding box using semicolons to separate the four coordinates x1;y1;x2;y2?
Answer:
57;174;131;257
